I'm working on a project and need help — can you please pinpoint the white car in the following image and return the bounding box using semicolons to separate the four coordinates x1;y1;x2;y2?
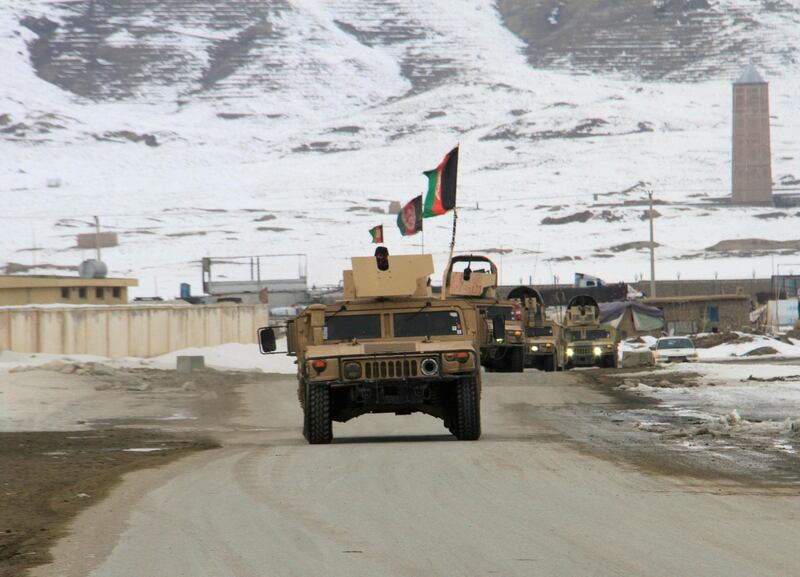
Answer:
652;337;698;364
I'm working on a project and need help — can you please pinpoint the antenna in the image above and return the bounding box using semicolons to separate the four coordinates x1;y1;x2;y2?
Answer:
31;224;37;271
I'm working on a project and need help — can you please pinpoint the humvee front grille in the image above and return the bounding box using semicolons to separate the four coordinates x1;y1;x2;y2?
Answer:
574;346;592;356
364;359;419;379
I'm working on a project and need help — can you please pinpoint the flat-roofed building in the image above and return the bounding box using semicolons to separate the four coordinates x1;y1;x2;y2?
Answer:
643;294;751;334
0;275;138;306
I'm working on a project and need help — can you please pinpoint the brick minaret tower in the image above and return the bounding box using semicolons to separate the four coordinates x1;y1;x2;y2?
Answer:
732;62;773;205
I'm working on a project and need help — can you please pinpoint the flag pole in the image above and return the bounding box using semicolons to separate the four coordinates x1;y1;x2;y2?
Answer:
421;224;425;254
447;206;458;264
447;142;460;264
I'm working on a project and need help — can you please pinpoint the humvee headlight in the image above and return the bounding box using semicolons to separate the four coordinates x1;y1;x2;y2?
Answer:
513;330;522;338
545;343;553;349
311;359;327;373
343;362;361;380
593;347;603;357
495;338;503;343
566;348;575;357
530;345;539;352
445;352;470;363
420;358;439;376
606;344;613;350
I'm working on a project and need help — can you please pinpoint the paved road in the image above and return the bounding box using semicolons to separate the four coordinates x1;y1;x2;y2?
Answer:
37;371;800;577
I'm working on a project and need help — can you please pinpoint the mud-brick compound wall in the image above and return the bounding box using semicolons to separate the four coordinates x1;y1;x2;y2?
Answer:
0;303;268;358
642;295;751;334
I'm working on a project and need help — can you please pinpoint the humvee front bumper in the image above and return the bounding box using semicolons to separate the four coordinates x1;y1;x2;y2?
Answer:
565;348;616;368
304;350;479;385
303;350;479;422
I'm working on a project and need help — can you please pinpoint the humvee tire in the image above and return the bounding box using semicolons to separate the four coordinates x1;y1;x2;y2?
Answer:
304;382;332;444
451;377;481;441
509;348;524;373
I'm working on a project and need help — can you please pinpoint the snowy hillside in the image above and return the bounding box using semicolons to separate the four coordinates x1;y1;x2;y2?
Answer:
2;0;800;297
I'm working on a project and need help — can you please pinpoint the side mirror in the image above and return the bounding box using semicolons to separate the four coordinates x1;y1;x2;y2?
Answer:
257;327;277;353
463;266;472;281
492;316;505;342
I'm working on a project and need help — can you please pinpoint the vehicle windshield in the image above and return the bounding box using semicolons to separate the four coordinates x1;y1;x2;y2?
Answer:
586;329;610;340
486;306;513;320
324;314;381;341
657;338;694;350
394;310;463;337
527;326;553;337
567;330;583;341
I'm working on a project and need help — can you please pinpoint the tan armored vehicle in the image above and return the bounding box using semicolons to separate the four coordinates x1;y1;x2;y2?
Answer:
508;286;563;372
258;252;483;444
562;295;617;369
443;255;526;372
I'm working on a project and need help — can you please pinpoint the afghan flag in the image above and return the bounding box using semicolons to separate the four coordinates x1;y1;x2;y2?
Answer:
423;146;459;218
397;195;422;236
368;224;384;244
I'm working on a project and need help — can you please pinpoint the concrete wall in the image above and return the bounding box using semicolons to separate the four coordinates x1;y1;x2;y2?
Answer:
0;303;268;358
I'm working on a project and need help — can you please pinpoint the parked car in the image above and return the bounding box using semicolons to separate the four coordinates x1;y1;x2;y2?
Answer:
652;337;698;364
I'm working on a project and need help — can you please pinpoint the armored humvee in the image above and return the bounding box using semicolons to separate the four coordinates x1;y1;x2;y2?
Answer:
258;252;484;444
442;255;526;373
562;295;617;369
508;286;563;372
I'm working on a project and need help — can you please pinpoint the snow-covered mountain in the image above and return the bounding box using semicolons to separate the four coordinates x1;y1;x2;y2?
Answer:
2;0;800;297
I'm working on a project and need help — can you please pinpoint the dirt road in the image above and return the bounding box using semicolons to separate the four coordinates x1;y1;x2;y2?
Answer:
34;371;800;577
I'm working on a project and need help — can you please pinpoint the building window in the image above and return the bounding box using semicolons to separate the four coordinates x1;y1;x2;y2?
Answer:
78;287;87;299
96;287;105;299
112;287;121;299
61;287;70;299
707;305;720;323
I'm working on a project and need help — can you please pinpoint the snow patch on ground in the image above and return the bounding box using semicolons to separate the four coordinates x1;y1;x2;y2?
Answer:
0;342;297;375
698;335;800;361
623;361;800;435
149;341;296;374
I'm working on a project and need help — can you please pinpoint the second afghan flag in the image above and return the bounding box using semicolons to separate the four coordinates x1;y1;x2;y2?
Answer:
423;146;459;218
397;195;422;236
369;225;384;243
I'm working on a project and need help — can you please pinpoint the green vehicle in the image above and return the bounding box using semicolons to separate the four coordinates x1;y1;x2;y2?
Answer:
562;295;617;369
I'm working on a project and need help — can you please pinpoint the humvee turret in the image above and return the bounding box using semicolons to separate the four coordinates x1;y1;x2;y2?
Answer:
508;286;563;372
258;252;483;444
443;255;526;373
562;295;617;369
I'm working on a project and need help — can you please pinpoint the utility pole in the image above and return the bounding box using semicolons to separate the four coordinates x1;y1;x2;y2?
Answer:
648;191;656;298
94;215;102;261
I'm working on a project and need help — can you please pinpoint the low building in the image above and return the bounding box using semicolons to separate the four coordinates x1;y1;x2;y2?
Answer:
0;275;138;306
642;294;751;334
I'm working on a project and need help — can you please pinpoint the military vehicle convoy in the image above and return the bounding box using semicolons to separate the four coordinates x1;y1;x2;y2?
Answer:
507;286;563;372
562;295;618;369
258;252;485;444
442;255;526;372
